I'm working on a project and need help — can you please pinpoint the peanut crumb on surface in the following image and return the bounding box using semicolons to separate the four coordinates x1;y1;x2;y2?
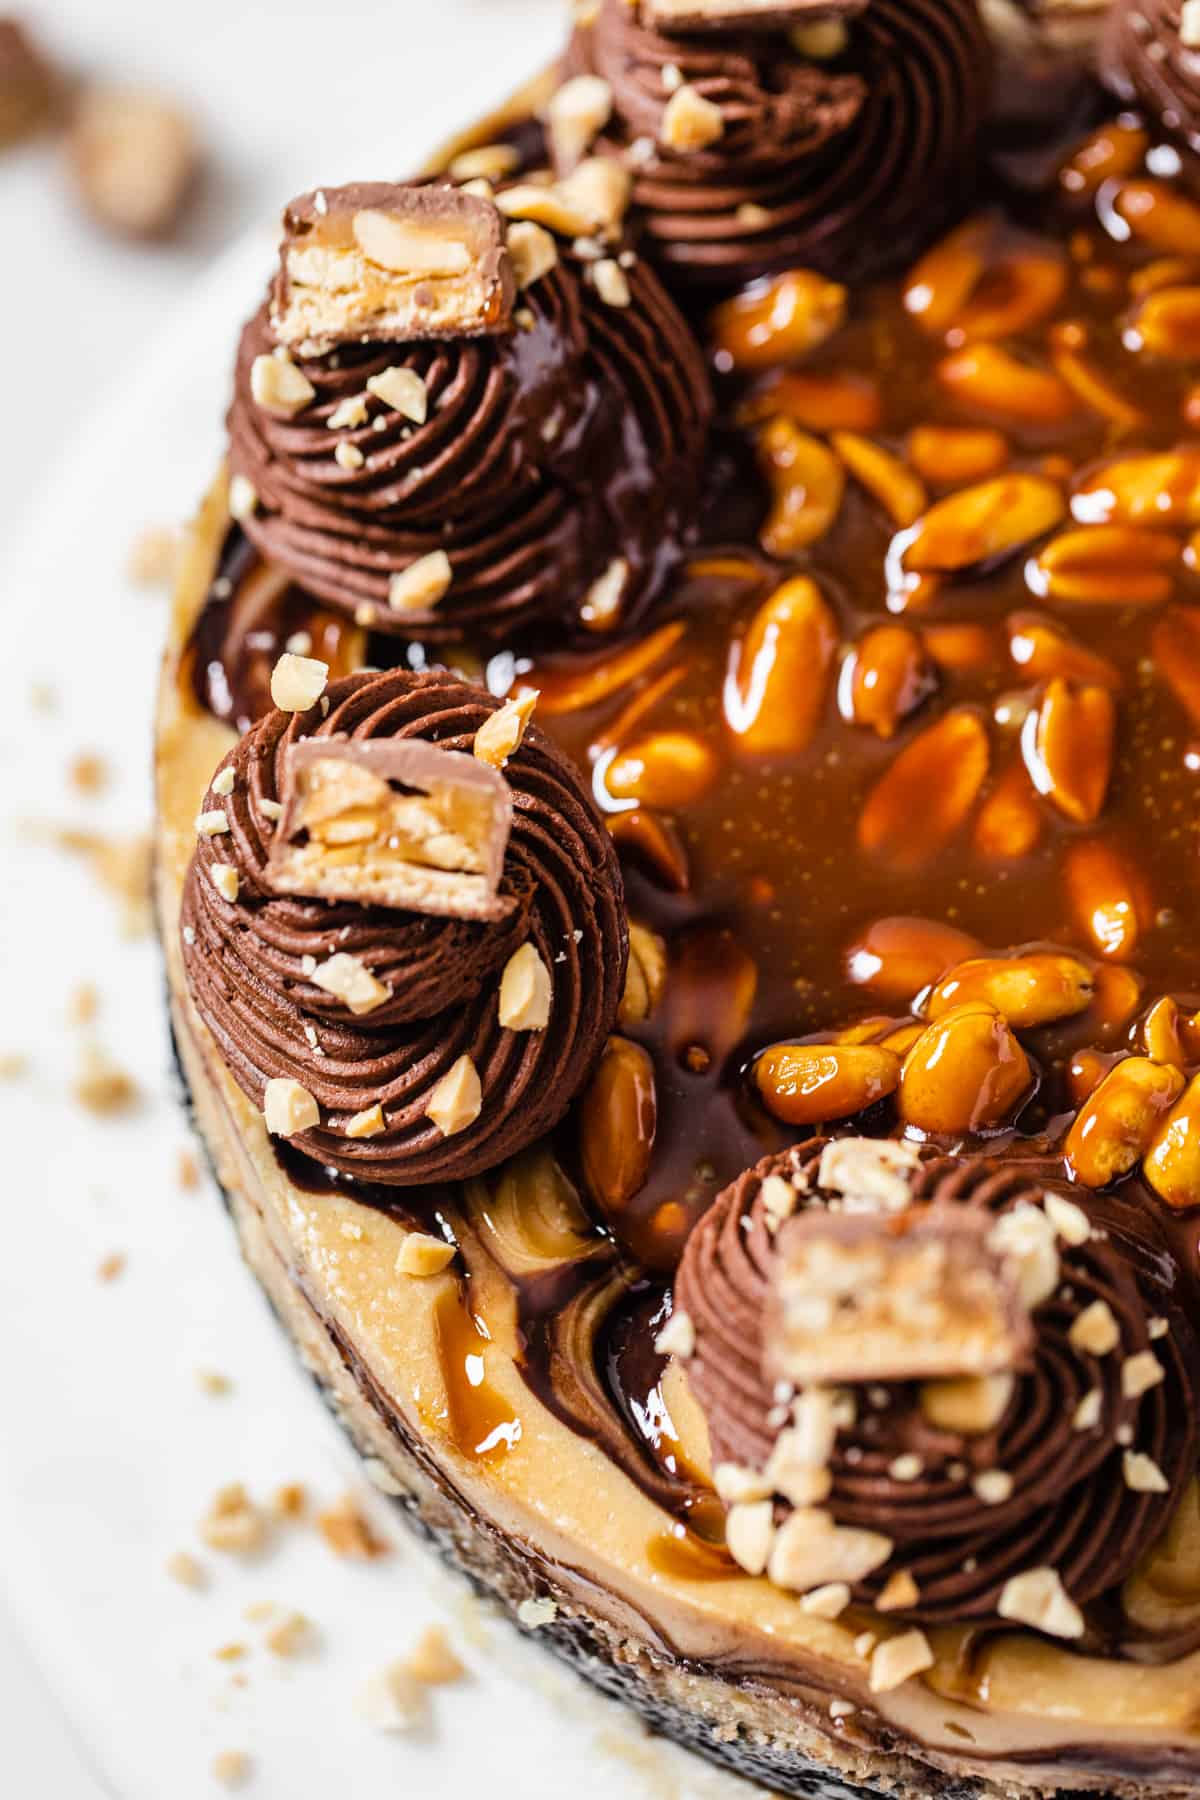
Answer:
74;1041;139;1115
316;1493;389;1560
211;1749;252;1788
67;982;99;1025
177;1148;200;1190
127;524;180;586
265;1611;316;1658
0;1052;27;1079
403;1624;466;1686
355;1661;427;1733
199;1484;269;1556
166;1549;207;1590
96;1252;126;1283
196;1369;232;1397
68;752;109;796
273;1482;307;1520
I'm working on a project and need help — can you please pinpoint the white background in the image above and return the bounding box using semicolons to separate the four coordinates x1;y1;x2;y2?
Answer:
0;6;758;1798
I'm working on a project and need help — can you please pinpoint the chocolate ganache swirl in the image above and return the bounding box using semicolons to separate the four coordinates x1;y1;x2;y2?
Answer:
1105;0;1200;158
564;0;992;288
675;1139;1200;1632
180;669;628;1184
226;186;711;643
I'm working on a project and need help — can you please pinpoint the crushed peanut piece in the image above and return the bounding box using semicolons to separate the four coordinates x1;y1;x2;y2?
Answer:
250;351;316;417
262;1077;319;1138
211;1750;252;1789
1122;1350;1165;1398
426;1053;482;1136
355;1661;428;1732
474;690;538;768
998;1567;1084;1638
68;751;108;796
68;982;99;1026
228;474;258;521
311;951;390;1017
660;85;724;154
96;1252;126;1283
388;550;453;614
209;863;239;903
345;1103;386;1139
317;1493;389;1560
498;942;552;1031
548;74;613;168
403;1624;466;1686
366;365;428;422
876;1570;921;1613
199;1484;268;1556
165;1549;207;1589
507;220;558;289
269;651;328;713
396;1232;457;1278
265;1611;315;1657
74;1041;138;1116
798;1581;851;1619
516;1596;559;1628
869;1629;934;1694
654;1309;695;1358
592;257;631;308
1069;1298;1120;1356
273;1482;307;1520
1124;1450;1169;1492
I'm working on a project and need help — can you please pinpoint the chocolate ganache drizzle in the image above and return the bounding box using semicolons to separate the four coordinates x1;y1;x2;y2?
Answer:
564;0;992;288
181;669;628;1183
226;180;711;642
674;1139;1200;1634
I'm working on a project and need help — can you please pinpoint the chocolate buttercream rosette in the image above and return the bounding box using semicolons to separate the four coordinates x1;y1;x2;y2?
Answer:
1105;0;1200;158
226;179;711;642
180;668;628;1185
673;1137;1200;1635
563;0;991;289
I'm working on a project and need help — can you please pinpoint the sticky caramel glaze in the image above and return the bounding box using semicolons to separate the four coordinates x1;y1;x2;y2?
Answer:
165;85;1200;1794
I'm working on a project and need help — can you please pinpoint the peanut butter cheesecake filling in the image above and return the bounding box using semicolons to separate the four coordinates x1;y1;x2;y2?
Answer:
226;179;711;639
158;7;1200;1792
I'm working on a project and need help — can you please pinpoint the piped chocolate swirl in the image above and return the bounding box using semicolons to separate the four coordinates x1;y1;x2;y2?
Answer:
226;179;711;641
180;667;628;1184
563;0;992;288
1105;0;1200;158
674;1138;1200;1634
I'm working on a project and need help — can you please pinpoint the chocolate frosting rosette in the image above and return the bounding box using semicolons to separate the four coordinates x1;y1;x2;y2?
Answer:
225;179;711;641
672;1136;1200;1637
180;666;628;1184
562;0;992;288
1105;0;1200;158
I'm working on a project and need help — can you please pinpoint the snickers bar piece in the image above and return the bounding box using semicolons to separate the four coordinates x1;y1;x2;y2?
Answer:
639;0;865;29
765;1204;1034;1387
266;737;514;923
272;182;516;353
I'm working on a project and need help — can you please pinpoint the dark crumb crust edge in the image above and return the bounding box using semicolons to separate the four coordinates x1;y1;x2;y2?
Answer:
163;955;1195;1800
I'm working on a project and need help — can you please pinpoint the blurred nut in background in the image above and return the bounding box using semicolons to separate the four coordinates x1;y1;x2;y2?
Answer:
0;17;59;146
66;85;200;237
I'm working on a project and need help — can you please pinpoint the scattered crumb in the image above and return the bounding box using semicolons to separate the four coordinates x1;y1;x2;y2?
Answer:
29;680;56;714
265;1611;316;1658
355;1661;428;1733
0;1053;27;1080
214;1642;247;1663
243;1600;275;1623
211;1749;252;1789
404;1624;466;1686
517;1596;558;1629
166;1549;207;1590
272;1482;307;1521
68;752;108;797
196;1369;232;1397
67;982;99;1026
96;1252;126;1283
127;524;180;587
177;1148;200;1190
73;1041;139;1116
316;1493;389;1560
199;1484;269;1556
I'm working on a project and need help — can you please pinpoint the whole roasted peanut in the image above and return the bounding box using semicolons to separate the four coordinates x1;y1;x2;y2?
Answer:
925;952;1094;1029
533;620;684;715
1067;1048;1119;1107
937;345;1075;426
838;623;935;739
1143;1076;1200;1209
579;1036;657;1214
922;622;1002;672
756;419;845;555
974;755;1043;859
903;216;1066;341
844;915;983;1004
1021;678;1115;824
900;475;1065;575
1152;605;1200;727
1126;286;1200;360
754;1042;901;1125
1064;1056;1184;1188
1113;180;1200;255
1129;256;1200;297
608;808;689;892
1141;996;1191;1067
1047;324;1148;431
857;707;990;871
898;1002;1032;1135
666;928;758;1069
1007;613;1122;691
907;425;1009;487
620;922;669;1026
1030;525;1177;605
1059;122;1149;194
1088;965;1143;1035
725;576;838;754
739;368;882;433
1071;449;1200;528
1062;838;1151;962
604;730;718;810
831;432;927;528
711;269;847;371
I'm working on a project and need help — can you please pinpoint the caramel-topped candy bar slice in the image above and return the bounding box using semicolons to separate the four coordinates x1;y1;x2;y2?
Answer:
272;182;516;353
640;0;864;31
267;738;513;923
765;1206;1033;1387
